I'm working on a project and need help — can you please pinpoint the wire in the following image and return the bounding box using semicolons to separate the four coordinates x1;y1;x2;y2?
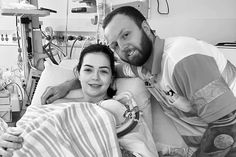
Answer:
69;38;79;59
0;111;9;119
13;82;24;110
69;36;84;58
43;44;58;65
2;82;24;111
16;16;23;71
40;27;66;58
57;53;62;62
50;43;66;57
65;0;70;56
156;0;170;15
15;16;21;51
81;37;89;50
22;85;31;107
39;26;48;39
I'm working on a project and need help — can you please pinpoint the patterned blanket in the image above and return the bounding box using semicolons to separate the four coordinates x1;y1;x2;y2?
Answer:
13;102;122;157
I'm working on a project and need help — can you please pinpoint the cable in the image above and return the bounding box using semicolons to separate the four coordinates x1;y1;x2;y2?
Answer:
156;0;170;15
50;43;66;57
15;16;21;51
69;38;79;59
39;26;48;39
22;85;30;107
57;53;62;63
65;0;70;56
16;16;23;71
12;82;24;111
0;111;9;119
81;37;89;50
43;44;58;65
69;36;84;58
40;27;66;58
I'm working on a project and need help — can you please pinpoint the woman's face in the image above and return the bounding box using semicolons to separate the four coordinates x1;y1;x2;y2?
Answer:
78;52;113;102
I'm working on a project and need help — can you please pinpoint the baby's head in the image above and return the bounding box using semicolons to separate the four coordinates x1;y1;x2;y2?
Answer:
99;93;140;137
99;99;127;126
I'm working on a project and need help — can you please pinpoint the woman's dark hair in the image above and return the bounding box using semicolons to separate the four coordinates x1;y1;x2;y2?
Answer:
103;6;146;30
76;44;117;98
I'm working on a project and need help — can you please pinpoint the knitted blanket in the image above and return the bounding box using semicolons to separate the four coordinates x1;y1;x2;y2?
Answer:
13;102;121;157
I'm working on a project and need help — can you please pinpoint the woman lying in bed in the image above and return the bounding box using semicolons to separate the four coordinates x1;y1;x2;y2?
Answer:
0;44;158;157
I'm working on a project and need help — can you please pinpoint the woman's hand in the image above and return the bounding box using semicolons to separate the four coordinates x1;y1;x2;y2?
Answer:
0;128;23;157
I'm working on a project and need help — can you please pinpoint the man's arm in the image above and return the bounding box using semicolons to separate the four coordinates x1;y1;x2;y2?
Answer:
41;78;81;104
115;63;137;78
193;112;236;156
172;54;236;156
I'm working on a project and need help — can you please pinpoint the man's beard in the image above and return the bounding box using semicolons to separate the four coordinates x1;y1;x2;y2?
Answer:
129;30;152;66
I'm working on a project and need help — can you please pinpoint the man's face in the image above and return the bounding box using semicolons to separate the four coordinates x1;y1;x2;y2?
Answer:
104;14;152;66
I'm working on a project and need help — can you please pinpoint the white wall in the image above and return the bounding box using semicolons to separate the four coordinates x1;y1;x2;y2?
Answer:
38;0;97;32
0;0;236;68
148;0;236;45
38;0;236;44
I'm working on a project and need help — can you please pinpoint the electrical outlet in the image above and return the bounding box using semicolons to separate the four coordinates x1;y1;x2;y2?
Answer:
21;79;27;89
1;34;4;41
0;31;18;46
53;31;96;47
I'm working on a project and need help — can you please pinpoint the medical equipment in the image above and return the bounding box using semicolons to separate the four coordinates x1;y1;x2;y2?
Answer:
0;0;150;108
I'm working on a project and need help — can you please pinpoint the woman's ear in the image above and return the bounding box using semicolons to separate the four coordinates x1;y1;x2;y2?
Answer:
77;72;81;81
110;76;114;85
141;20;152;37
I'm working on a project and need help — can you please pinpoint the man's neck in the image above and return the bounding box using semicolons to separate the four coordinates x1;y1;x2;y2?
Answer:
143;37;165;74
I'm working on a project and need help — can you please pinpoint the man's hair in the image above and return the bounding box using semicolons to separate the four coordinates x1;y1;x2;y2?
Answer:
102;6;146;30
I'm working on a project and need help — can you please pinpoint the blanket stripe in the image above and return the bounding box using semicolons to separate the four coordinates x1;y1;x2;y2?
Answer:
13;102;121;157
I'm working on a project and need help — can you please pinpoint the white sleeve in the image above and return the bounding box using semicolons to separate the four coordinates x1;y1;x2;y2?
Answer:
122;64;136;77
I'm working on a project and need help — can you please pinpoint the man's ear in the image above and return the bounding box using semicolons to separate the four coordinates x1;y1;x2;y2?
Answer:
141;20;152;36
74;67;81;80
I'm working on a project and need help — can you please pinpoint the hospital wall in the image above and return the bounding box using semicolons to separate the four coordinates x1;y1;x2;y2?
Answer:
0;0;236;69
148;0;236;45
36;0;236;45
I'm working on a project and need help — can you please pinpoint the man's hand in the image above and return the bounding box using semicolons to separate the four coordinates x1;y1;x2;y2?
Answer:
41;85;70;105
41;78;81;105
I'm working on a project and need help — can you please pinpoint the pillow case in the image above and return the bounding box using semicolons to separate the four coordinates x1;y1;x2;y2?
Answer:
30;60;81;106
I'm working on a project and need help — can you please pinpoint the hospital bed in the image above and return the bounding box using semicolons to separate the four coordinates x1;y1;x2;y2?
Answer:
8;58;160;157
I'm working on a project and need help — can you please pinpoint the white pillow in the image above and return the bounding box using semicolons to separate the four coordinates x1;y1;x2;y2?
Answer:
31;60;150;110
30;60;81;106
